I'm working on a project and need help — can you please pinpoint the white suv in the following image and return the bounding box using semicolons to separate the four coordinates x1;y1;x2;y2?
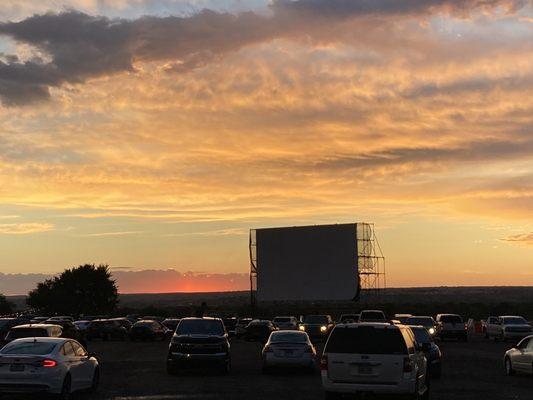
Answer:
321;323;430;399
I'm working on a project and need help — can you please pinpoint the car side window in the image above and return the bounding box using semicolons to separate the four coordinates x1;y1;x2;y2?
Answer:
62;342;76;357
517;338;530;349
526;339;533;352
71;341;87;357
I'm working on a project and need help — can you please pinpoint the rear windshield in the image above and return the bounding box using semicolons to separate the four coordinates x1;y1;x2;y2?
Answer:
407;317;433;326
304;316;328;324
177;320;224;336
270;332;307;343
1;342;57;355
361;312;385;320
411;327;432;344
325;326;407;355
0;320;16;329
440;315;463;323
502;317;528;325
6;328;48;339
273;317;291;323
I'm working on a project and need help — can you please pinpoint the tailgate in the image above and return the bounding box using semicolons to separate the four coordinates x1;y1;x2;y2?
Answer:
328;353;403;384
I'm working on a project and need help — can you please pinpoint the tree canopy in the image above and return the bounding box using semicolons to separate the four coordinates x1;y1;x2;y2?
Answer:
27;264;118;315
0;293;13;315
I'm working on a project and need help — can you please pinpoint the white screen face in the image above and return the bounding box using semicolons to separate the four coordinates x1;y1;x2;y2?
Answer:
255;224;358;301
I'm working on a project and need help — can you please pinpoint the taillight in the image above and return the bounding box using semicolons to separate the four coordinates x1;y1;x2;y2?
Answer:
403;357;414;373
42;359;57;368
320;354;328;371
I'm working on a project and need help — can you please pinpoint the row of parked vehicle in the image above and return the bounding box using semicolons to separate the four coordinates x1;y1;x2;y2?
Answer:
0;310;531;399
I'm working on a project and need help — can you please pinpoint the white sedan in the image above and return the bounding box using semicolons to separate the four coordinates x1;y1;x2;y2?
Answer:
504;334;533;376
261;330;316;372
0;337;99;399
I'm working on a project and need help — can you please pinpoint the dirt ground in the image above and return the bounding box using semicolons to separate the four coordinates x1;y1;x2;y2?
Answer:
2;334;532;400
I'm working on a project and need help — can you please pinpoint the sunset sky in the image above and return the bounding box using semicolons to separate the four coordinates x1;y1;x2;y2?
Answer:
0;0;532;294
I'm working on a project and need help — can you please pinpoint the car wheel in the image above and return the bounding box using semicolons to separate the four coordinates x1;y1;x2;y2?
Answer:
57;374;71;400
505;357;515;376
90;367;100;393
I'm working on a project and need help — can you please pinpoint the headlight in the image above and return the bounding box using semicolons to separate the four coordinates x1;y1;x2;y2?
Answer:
299;325;305;331
320;325;327;333
428;328;435;335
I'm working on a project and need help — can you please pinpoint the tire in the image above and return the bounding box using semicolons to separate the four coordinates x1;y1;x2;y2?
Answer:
505;357;515;376
57;374;71;400
89;367;100;393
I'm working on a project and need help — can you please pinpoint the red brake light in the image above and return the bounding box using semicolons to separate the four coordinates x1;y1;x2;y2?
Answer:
320;354;328;371
403;357;413;373
42;359;57;368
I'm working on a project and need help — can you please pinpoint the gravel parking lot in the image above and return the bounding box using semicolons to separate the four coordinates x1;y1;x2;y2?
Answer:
2;334;531;400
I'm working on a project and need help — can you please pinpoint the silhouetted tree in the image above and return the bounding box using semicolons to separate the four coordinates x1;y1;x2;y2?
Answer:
27;264;118;315
0;293;13;315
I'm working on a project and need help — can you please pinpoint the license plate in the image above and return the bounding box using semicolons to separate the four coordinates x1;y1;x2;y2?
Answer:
358;365;372;374
10;364;24;372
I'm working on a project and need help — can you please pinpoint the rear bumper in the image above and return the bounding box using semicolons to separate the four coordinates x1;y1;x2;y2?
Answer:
0;377;63;394
167;352;229;366
264;353;315;368
321;372;416;395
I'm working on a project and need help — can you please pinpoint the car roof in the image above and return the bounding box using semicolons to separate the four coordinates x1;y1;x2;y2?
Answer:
180;317;221;321
7;337;71;344
11;324;61;329
499;315;525;318
336;322;397;329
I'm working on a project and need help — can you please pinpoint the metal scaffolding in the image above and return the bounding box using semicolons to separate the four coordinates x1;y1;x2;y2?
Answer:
357;223;386;299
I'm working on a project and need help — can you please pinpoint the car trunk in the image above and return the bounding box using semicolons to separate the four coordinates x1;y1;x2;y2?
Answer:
0;355;49;378
327;353;404;384
270;342;307;358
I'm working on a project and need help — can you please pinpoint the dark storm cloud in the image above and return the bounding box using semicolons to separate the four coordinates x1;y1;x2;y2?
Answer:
0;0;528;105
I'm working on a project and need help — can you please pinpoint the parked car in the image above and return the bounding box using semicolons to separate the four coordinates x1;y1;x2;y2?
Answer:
235;318;253;337
394;314;413;324
436;314;467;341
359;310;387;323
262;330;316;373
504;335;533;376
73;320;91;332
162;318;181;332
222;317;238;336
47;320;80;341
167;317;230;374
299;315;334;340
3;324;63;345
86;319;128;341
486;316;532;341
409;325;442;378
0;318;25;341
246;320;277;342
338;314;359;323
0;337;99;397
321;323;430;400
272;316;299;330
109;318;133;332
130;320;169;341
406;316;440;338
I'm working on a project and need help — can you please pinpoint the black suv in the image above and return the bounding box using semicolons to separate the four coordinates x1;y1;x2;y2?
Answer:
167;317;230;374
86;319;128;341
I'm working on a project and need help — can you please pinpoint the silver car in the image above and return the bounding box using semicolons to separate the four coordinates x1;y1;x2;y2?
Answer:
262;330;316;372
0;337;99;399
504;334;533;376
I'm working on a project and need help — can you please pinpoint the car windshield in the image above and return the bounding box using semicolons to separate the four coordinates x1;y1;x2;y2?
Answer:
304;316;328;324
273;317;291;323
502;317;528;325
177;320;224;336
1;342;57;355
440;315;463;323
411;327;432;343
407;317;433;326
270;332;307;343
6;328;48;339
361;312;385;320
0;320;15;329
325;326;407;355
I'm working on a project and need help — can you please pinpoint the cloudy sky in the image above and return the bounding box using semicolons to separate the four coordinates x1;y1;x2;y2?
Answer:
0;0;532;295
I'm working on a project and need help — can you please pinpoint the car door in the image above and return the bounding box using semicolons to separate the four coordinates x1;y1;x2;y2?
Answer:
71;341;94;389
513;338;530;372
61;341;83;390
